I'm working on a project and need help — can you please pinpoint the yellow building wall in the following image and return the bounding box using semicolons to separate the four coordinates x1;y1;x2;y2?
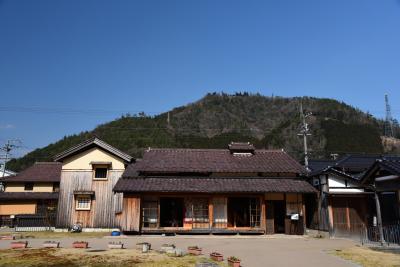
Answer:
0;202;37;215
61;147;126;170
5;183;54;192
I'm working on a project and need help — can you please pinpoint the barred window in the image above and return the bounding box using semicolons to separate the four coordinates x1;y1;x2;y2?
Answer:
76;195;91;210
94;167;108;179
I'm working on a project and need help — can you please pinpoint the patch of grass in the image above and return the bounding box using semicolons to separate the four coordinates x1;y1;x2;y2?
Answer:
333;246;400;267
0;248;223;267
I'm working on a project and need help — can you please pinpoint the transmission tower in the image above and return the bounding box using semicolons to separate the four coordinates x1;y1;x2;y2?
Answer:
384;94;394;138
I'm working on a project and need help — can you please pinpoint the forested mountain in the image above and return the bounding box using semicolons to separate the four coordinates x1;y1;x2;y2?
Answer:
7;93;399;172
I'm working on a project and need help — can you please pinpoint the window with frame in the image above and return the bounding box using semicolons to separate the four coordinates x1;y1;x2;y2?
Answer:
94;167;108;180
76;195;92;210
249;198;261;228
142;200;158;228
192;198;209;224
24;182;34;191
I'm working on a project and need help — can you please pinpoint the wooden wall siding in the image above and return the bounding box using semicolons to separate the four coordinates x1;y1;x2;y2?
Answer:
56;170;123;228
116;196;140;232
330;197;367;237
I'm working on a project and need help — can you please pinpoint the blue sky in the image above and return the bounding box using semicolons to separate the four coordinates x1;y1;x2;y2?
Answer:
0;0;399;157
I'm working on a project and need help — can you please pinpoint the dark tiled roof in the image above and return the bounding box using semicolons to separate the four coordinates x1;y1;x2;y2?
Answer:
114;177;317;193
308;166;354;179
0;192;59;200
308;160;336;172
123;148;304;176
54;137;133;163
1;162;61;182
335;155;382;173
378;159;400;175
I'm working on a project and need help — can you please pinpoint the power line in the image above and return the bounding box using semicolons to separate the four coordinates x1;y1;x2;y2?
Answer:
0;106;163;115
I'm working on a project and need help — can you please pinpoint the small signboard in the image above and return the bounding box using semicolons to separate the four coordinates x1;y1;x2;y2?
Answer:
290;213;299;220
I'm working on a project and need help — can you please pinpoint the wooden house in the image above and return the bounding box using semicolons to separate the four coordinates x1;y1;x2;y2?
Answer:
361;158;400;226
54;138;133;229
307;155;400;237
0;162;61;227
113;142;316;234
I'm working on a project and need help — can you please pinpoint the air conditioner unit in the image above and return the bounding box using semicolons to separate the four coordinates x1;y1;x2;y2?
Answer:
313;179;320;186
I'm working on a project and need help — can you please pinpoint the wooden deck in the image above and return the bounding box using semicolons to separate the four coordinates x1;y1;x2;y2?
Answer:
140;227;265;235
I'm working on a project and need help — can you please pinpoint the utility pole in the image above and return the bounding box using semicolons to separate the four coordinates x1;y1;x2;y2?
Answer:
0;139;21;178
384;94;394;138
298;102;312;171
330;153;339;161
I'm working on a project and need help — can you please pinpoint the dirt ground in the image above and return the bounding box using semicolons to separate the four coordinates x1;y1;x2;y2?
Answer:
1;233;399;267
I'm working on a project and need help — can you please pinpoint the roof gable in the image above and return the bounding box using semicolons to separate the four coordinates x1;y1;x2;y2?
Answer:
54;137;133;163
361;159;400;184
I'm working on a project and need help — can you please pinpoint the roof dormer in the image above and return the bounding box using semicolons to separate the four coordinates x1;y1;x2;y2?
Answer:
228;142;255;156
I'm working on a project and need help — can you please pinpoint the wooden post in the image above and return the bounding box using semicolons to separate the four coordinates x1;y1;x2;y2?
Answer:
345;201;351;231
209;197;213;230
374;191;385;245
157;197;160;229
327;200;334;233
261;197;266;233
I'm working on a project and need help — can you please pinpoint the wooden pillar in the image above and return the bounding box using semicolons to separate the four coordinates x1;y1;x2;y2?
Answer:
157;197;160;229
398;190;400;219
261;196;266;233
209;197;213;229
374;191;385;245
327;199;334;232
345;200;351;231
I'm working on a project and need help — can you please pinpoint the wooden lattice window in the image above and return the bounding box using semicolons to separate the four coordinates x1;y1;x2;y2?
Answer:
250;198;261;228
142;200;158;228
192;198;209;223
76;195;91;210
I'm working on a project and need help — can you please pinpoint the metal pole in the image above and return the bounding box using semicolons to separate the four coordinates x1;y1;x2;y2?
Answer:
374;191;385;245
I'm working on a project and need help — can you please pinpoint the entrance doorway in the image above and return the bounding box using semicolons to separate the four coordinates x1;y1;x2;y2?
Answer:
160;198;184;227
266;200;286;233
227;197;260;228
273;200;286;233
